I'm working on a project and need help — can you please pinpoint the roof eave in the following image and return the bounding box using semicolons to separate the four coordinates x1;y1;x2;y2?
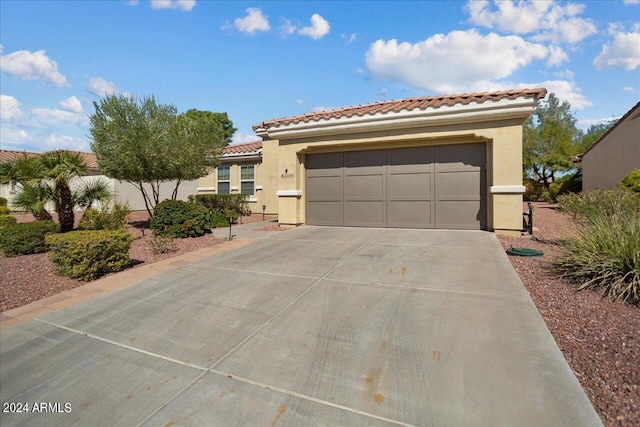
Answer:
258;97;539;140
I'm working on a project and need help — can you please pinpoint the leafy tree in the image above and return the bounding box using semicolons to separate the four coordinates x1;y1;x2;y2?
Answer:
185;109;236;145
0;150;113;232
523;93;582;188
579;120;616;153
90;95;228;218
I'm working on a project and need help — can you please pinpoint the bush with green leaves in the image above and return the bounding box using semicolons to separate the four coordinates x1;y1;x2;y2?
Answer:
150;200;213;238
0;220;59;257
148;234;177;254
620;169;640;193
0;197;7;207
0;215;17;227
209;208;239;228
46;230;134;280
555;189;640;304
188;194;250;219
0;206;11;216
79;202;132;231
523;178;544;202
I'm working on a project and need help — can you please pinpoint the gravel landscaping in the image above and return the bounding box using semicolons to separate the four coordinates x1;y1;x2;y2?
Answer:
1;205;637;426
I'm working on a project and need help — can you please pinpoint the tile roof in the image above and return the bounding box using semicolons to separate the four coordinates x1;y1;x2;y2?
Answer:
0;149;99;169
222;141;262;154
254;88;547;131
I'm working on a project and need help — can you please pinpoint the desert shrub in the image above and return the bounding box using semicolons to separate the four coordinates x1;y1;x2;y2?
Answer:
79;202;131;231
523;179;544;202
620;169;640;193
150;200;213;238
557;189;640;223
46;230;133;280
0;220;59;257
554;209;640;304
543;182;562;203
148;234;177;254
0;215;17;227
0;197;7;207
189;194;250;219
0;206;11;216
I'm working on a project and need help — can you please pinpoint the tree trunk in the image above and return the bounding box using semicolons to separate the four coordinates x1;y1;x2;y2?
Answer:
58;184;75;233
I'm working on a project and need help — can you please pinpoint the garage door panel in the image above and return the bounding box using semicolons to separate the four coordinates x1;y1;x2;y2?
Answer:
307;176;342;200
306;201;342;226
345;150;385;168
388;201;433;228
344;174;384;199
436;201;483;229
388;147;434;170
388;173;432;200
306;152;343;171
436;170;483;199
344;201;384;227
437;144;485;168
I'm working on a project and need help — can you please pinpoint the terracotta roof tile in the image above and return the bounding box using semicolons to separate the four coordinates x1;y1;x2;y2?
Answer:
253;88;547;131
0;149;99;169
222;141;262;154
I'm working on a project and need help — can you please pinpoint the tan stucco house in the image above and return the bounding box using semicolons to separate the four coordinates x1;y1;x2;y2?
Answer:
581;101;640;191
202;88;547;236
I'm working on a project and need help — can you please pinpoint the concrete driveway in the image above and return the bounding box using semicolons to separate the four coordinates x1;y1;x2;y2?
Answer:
0;226;601;426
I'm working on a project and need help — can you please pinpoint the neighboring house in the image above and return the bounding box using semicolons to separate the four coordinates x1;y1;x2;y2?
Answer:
198;141;274;215
580;101;640;191
0;149;197;212
245;88;546;236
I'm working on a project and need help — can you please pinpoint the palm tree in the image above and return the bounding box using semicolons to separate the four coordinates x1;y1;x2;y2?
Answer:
0;150;113;232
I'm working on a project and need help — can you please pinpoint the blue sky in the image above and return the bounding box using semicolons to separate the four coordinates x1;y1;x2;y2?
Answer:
1;0;639;153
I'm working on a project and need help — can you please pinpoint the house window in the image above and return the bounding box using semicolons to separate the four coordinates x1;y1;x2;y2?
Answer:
240;165;255;195
217;166;230;194
9;180;17;193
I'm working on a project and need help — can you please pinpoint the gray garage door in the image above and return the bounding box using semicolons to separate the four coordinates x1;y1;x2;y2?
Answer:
305;143;486;229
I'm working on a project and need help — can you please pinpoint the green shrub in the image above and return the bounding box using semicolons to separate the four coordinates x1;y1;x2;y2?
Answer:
46;230;133;280
150;200;213;238
79;202;131;230
523;179;544;202
0;206;11;216
0;197;7;207
620;169;640;193
554;208;640;304
188;194;250;219
0;215;17;227
0;220;59;257
209;208;239;228
557;189;640;223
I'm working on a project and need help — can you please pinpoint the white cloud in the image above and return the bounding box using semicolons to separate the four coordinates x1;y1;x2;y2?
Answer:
342;33;357;44
514;80;592;110
311;106;329;112
59;96;83;113
0;95;25;123
31;108;88;126
593;31;640;71
40;133;90;152
546;45;568;66
0;125;29;150
365;30;548;93
232;132;261;144
232;8;270;34
623;86;636;93
150;0;195;12
295;99;305;105
127;0;139;5
377;88;388;97
623;0;639;4
280;19;297;36
298;14;330;40
578;116;622;130
0;46;68;87
466;0;596;44
86;77;118;97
